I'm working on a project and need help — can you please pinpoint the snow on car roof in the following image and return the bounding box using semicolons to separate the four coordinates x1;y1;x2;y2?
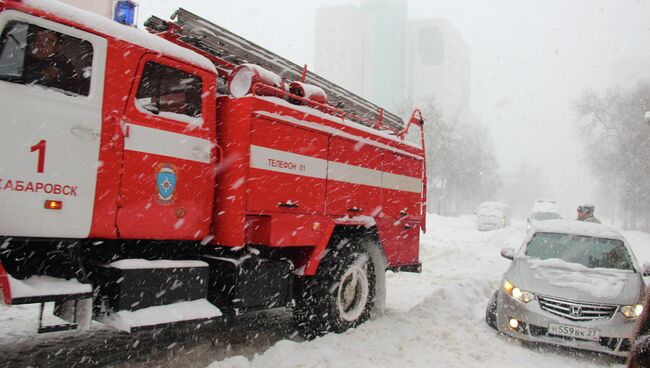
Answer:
533;219;624;240
22;0;217;73
532;199;559;213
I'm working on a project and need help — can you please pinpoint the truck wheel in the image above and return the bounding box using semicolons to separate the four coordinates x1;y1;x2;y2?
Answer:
294;241;377;339
486;290;498;330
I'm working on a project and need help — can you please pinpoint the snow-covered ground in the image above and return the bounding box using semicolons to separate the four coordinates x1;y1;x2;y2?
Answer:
207;216;643;368
2;215;648;367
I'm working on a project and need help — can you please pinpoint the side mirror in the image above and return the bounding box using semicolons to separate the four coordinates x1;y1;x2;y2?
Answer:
643;263;650;277
500;247;515;260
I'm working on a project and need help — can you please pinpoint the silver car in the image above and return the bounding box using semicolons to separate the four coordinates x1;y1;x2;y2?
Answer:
486;220;648;357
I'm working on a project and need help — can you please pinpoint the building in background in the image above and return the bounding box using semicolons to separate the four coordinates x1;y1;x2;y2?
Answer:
358;0;407;110
315;0;471;121
59;0;113;18
405;18;470;120
314;6;367;97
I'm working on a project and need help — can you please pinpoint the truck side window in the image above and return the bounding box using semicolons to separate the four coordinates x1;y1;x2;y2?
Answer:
135;62;203;126
0;21;93;96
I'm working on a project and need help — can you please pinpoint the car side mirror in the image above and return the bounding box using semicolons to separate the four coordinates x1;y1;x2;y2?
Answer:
643;263;650;277
500;247;515;260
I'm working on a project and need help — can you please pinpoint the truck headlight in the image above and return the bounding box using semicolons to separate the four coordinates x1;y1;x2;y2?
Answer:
621;304;644;318
503;280;535;303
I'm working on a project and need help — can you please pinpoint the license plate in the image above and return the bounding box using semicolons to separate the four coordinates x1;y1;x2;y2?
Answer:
548;323;600;341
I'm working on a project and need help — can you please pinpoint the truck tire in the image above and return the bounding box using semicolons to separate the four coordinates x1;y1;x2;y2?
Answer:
294;240;377;339
486;290;498;330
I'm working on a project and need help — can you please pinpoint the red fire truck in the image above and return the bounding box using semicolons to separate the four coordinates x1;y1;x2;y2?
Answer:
0;0;426;337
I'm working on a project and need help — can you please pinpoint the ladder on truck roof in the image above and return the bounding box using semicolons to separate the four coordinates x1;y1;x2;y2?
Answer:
144;8;405;132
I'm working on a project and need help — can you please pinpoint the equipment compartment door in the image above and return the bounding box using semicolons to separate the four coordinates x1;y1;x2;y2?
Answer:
0;11;107;238
382;151;424;221
116;56;215;240
247;117;328;215
326;137;383;216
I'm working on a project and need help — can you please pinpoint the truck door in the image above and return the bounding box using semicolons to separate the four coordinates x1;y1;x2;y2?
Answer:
381;151;424;264
0;11;107;238
116;56;215;240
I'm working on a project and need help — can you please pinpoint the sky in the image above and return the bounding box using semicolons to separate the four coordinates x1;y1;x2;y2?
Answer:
137;0;650;219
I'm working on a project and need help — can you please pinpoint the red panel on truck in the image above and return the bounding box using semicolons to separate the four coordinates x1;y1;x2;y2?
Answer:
326;137;383;217
247;116;328;215
381;151;423;220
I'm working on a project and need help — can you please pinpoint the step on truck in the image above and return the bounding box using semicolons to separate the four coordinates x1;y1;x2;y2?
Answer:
0;0;426;337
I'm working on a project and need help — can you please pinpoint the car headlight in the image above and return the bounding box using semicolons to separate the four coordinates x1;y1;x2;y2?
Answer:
503;280;535;303
621;304;644;318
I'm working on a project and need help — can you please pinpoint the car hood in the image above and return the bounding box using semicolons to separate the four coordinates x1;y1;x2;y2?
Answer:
516;257;641;305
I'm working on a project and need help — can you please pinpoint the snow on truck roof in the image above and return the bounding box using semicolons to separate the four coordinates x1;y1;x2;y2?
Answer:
21;0;217;73
533;219;624;241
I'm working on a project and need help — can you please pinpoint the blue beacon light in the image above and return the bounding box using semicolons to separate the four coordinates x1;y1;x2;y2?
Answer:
113;0;138;26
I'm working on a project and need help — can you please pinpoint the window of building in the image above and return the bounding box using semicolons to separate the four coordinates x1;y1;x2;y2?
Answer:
135;62;203;126
0;21;93;96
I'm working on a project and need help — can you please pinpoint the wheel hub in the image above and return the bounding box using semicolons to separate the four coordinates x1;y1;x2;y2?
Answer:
336;264;369;322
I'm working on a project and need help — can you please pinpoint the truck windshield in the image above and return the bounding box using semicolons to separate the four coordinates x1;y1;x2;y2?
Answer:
526;232;634;271
0;21;93;96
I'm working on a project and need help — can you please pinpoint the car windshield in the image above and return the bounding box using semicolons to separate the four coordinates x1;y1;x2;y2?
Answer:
531;212;560;221
525;232;634;271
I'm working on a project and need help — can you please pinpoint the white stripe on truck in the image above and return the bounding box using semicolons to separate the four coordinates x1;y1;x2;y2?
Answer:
250;144;422;194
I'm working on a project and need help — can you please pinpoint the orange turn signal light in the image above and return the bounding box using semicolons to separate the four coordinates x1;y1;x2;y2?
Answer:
44;200;62;210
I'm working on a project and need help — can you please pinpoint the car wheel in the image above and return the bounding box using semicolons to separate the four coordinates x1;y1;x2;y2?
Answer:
293;241;376;339
486;290;498;330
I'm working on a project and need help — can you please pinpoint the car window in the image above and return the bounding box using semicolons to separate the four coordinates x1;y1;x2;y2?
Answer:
525;232;634;271
531;212;560;221
135;61;203;126
0;21;93;96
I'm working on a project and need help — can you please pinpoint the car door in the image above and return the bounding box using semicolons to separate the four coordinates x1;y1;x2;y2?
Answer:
0;10;107;238
115;55;215;240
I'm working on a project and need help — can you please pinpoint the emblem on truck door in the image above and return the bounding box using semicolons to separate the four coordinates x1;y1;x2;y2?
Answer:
156;163;177;205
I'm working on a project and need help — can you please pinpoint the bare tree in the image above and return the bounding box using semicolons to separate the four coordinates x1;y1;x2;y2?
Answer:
398;97;500;216
575;81;650;230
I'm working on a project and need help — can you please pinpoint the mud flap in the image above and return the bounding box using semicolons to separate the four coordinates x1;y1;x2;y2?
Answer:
53;298;93;331
0;262;10;305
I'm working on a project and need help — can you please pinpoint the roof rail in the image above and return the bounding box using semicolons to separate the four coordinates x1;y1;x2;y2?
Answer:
144;8;405;132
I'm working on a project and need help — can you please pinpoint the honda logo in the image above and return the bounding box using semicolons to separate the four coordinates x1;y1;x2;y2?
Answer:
570;306;583;317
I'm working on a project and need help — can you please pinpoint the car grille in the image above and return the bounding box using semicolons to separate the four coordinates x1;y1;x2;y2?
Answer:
537;295;618;321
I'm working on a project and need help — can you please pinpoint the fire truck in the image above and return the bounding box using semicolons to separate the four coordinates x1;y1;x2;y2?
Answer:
0;0;426;337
